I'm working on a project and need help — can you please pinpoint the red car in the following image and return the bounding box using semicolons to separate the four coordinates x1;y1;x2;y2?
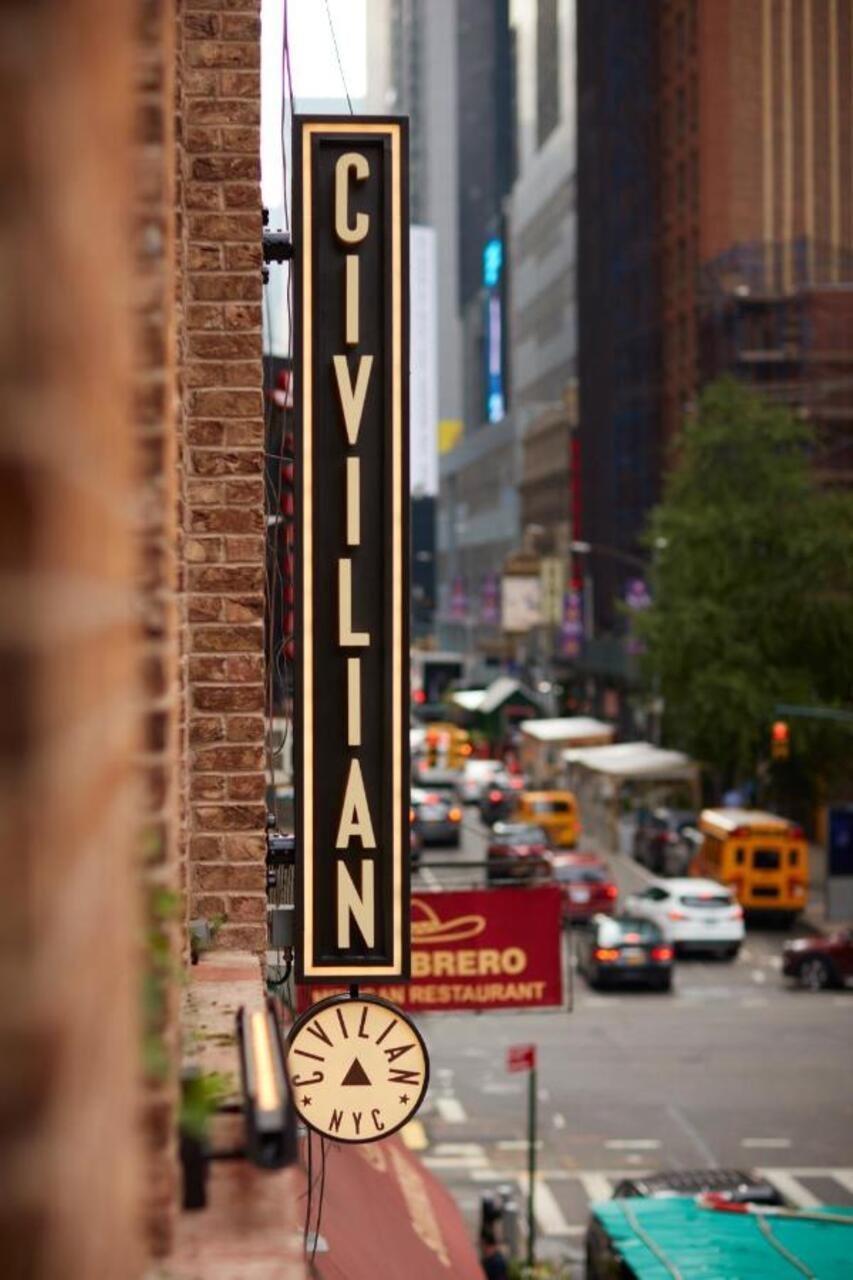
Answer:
782;927;853;989
550;852;618;923
486;822;551;886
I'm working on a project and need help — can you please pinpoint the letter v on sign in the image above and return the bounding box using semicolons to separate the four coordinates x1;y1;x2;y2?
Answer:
333;355;373;445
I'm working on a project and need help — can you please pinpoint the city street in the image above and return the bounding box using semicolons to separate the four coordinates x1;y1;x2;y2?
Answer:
410;811;853;1270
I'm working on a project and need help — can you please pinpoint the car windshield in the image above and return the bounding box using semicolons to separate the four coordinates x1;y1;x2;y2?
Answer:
598;917;661;943
680;893;732;909
531;799;571;814
494;824;547;843
555;864;606;883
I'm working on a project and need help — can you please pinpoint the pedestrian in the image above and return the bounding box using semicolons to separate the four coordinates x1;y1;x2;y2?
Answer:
480;1227;509;1279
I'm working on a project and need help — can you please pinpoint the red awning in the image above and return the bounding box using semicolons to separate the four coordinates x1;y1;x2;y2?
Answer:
302;1134;483;1279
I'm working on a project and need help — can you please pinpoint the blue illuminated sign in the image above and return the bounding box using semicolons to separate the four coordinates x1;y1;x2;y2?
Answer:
482;238;503;288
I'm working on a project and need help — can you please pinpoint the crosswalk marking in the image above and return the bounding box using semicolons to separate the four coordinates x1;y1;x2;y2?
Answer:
606;1139;661;1151
436;1096;467;1124
831;1170;853;1196
516;1172;582;1237
757;1169;821;1208
577;1172;613;1204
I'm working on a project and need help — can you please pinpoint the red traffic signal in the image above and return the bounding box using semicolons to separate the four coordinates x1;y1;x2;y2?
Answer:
771;720;790;760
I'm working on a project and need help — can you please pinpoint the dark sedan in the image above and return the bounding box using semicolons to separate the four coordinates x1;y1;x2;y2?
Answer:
411;786;462;848
633;807;697;875
486;822;551;885
479;772;525;825
782;927;853;989
576;915;674;991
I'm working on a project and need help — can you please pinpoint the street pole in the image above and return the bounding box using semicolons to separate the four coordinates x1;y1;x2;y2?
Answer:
527;1062;537;1270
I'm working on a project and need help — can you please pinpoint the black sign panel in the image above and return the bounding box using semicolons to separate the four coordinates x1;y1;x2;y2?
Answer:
294;118;410;981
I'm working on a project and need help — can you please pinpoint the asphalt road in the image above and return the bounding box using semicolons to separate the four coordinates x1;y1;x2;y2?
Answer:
410;808;853;1273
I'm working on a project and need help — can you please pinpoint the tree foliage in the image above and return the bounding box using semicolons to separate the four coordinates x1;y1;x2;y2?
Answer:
639;378;853;793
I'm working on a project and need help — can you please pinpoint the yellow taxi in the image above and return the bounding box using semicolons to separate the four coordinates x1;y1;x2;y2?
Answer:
514;790;580;848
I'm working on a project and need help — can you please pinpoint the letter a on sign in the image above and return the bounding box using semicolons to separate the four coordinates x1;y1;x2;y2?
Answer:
293;117;410;981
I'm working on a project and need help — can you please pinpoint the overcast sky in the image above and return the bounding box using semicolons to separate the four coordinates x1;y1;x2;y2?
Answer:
261;0;368;209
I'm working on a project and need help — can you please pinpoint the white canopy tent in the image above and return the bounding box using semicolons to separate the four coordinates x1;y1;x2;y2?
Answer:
561;741;700;853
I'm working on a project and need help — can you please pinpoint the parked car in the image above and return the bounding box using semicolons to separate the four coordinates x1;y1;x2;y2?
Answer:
623;878;744;957
479;771;525;825
782;927;853;989
576;914;673;990
409;818;423;869
459;758;503;804
411;763;463;802
611;1167;786;1206
411;786;462;848
550;852;618;924
486;822;551;885
633;807;697;874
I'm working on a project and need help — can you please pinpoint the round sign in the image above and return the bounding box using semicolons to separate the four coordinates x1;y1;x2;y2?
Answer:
287;994;430;1143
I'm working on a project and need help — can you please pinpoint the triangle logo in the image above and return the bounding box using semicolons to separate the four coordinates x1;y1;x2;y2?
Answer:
341;1057;372;1087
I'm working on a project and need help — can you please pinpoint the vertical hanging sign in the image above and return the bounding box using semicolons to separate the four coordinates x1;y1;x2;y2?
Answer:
294;117;410;981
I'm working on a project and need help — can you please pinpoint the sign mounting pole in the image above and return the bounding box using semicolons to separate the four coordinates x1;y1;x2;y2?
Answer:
527;1057;537;1269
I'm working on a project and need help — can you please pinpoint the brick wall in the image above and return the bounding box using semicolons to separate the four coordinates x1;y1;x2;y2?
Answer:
0;1;143;1276
178;0;268;953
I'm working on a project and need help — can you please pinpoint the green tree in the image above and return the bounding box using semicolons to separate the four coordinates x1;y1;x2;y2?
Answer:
638;378;853;800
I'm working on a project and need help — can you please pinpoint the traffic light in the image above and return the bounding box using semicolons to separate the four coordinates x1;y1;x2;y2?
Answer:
771;720;790;761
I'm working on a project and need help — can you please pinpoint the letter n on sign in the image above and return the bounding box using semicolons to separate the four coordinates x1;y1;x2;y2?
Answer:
293;117;410;981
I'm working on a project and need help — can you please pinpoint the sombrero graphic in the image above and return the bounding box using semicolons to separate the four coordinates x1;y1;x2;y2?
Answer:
411;897;487;945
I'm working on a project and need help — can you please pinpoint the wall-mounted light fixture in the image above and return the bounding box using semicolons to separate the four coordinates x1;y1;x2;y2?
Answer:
236;998;297;1170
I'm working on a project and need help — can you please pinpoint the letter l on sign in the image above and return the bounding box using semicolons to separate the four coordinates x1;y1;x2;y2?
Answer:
506;1044;536;1073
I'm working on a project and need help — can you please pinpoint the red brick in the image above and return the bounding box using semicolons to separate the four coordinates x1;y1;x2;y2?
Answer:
216;923;266;951
185;13;220;37
189;388;262;417
187;243;223;272
223;420;264;446
184;68;219;95
189;716;226;745
189;211;260;241
185;183;223;211
194;895;227;917
220;13;261;41
195;803;266;831
187;332;258;359
225;715;264;742
185;126;222;154
190;624;261;654
188;273;259;302
186;480;226;505
220;70;260;97
223;832;266;861
193;864;262;892
191;774;227;800
193;745;264;771
224;654;264;682
190;447;260;475
223;597;263;622
223;534;264;561
191;155;260;182
189;656;228;682
220;126;259;154
189;565;264;592
185;535;225;562
186;98;258;126
220;359;262;386
223;183;261;210
223;478;262;504
227;773;266;800
226;894;266;922
190;506;263;534
190;836;225;862
223;302;261;330
186;303;225;330
188;596;223;622
187;41;260;70
193;684;264;712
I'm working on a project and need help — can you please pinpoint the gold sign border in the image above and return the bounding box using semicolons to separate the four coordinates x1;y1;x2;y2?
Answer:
299;121;405;979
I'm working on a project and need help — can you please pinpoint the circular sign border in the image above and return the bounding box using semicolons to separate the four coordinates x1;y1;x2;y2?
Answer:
287;992;430;1144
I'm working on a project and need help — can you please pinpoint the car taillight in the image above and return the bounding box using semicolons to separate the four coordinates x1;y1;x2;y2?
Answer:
651;946;673;962
488;790;502;802
604;884;618;899
448;807;462;822
788;879;805;896
594;948;619;962
667;909;687;921
459;743;473;757
409;807;415;823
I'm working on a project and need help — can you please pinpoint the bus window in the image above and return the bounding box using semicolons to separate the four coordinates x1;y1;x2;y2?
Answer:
753;848;781;870
788;848;799;867
735;847;745;866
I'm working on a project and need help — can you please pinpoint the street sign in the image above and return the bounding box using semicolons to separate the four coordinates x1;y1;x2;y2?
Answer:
539;557;565;625
296;885;565;1014
287;994;429;1143
294;117;410;980
506;1044;536;1073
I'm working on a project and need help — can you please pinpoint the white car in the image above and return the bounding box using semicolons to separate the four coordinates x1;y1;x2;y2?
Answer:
459;758;503;804
623;878;744;958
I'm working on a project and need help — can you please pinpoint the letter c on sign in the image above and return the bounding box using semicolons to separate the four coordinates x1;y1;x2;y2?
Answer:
335;153;370;244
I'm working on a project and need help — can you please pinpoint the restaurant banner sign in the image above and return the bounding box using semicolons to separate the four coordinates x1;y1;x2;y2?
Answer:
294;117;410;980
297;886;564;1013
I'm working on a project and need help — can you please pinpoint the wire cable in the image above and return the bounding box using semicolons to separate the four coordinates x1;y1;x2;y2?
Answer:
753;1214;817;1278
324;0;353;113
310;1138;328;1264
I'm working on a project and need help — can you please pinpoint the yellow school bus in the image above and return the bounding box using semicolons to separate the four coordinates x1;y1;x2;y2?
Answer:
693;808;808;919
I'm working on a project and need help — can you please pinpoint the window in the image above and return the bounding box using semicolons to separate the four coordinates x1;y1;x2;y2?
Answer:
788;848;800;867
555;866;606;884
680;894;732;909
753;848;781;870
735;847;745;865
